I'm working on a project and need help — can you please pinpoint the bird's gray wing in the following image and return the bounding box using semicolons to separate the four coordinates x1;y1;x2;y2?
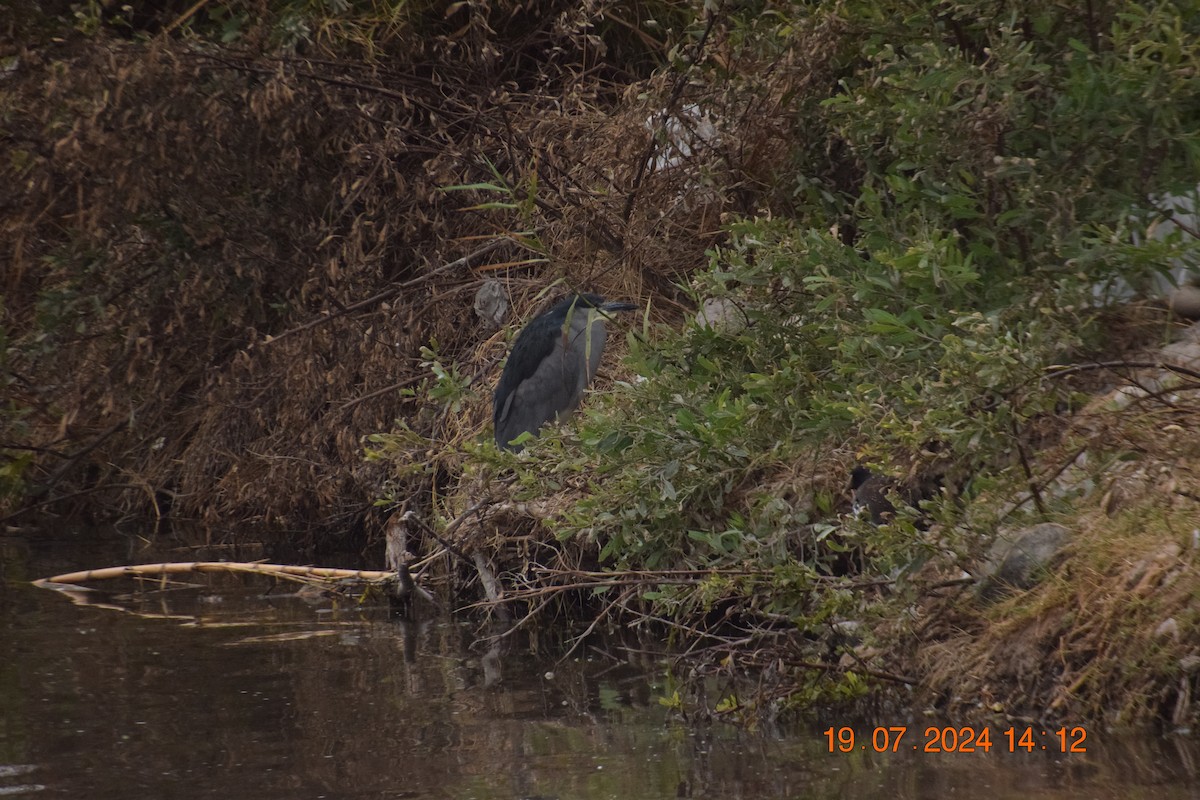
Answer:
494;312;561;428
495;334;582;448
493;304;612;450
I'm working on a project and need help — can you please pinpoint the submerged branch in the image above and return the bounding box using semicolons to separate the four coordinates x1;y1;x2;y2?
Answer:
33;561;396;589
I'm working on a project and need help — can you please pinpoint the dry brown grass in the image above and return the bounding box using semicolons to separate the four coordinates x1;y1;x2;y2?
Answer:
2;6;831;557
912;349;1200;727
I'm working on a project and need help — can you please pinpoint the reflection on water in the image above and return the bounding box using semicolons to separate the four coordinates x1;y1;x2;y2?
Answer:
1;528;1198;799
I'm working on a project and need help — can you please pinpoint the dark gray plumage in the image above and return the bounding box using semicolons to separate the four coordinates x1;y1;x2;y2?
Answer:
849;466;899;524
493;293;637;451
850;466;939;526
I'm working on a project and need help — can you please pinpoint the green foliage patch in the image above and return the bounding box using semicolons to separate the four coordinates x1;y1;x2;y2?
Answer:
460;0;1200;708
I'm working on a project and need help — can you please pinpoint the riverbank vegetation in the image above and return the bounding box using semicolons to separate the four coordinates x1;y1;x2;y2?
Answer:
4;0;1199;728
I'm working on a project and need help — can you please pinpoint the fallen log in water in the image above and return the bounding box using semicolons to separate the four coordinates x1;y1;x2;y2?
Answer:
31;560;433;603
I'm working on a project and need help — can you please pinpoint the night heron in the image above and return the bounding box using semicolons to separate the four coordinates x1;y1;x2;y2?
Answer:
849;467;899;525
850;466;939;526
493;293;637;451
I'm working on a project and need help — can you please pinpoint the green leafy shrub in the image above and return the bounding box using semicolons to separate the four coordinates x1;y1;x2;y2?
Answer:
496;0;1200;662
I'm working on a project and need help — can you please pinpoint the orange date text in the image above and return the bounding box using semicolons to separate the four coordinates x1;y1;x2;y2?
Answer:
823;725;1088;754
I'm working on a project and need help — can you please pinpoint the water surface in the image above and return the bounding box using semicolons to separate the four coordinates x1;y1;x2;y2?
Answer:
1;527;1196;799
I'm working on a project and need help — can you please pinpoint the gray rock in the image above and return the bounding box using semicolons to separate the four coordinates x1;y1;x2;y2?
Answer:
1160;324;1200;371
977;523;1071;600
474;280;508;329
1167;284;1200;319
695;297;751;333
1093;186;1200;310
1155;617;1180;640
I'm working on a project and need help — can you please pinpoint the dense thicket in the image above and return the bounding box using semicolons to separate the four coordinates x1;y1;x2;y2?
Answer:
440;0;1200;724
3;0;1199;726
1;0;741;542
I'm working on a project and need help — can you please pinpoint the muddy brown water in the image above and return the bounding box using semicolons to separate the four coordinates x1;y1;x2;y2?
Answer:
1;527;1197;799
